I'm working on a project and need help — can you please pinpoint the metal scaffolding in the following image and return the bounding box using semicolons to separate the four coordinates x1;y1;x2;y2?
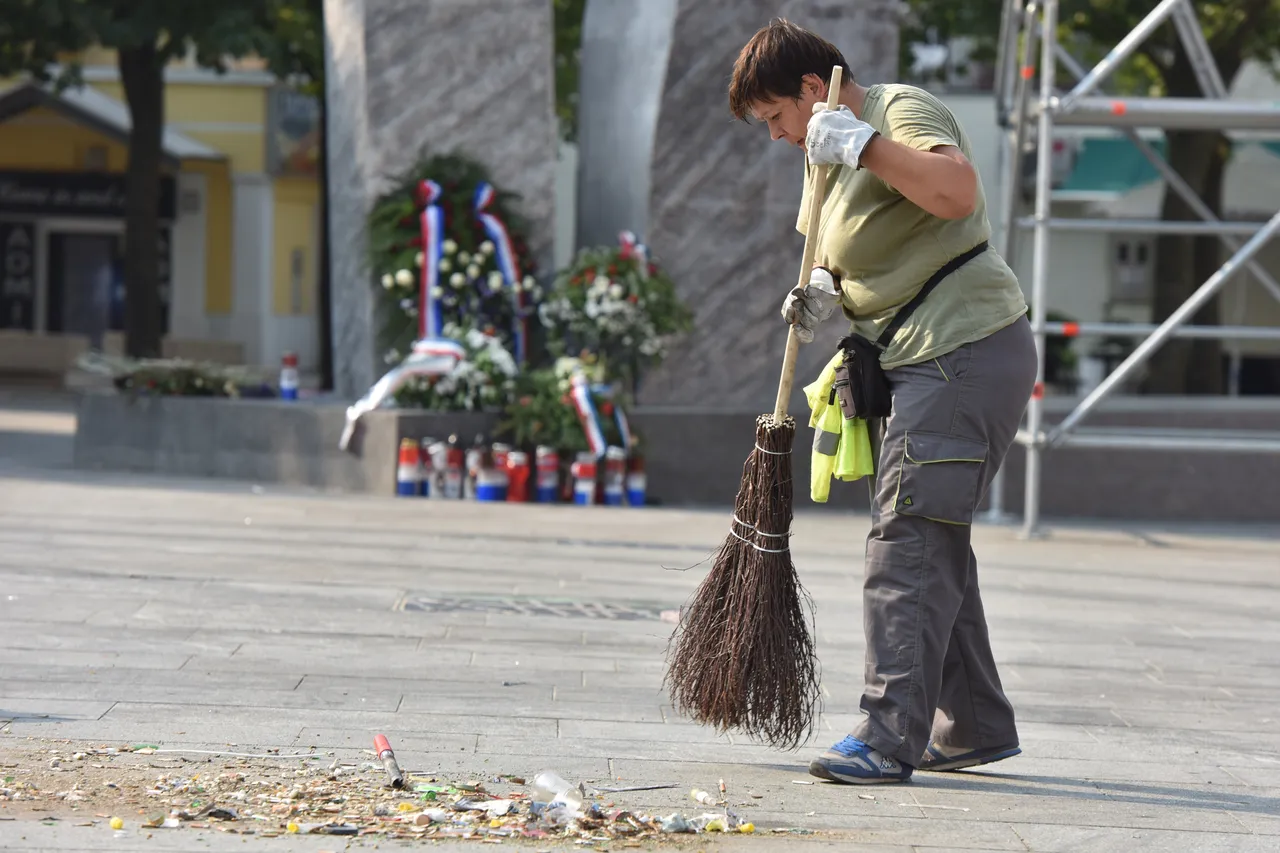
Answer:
984;0;1280;535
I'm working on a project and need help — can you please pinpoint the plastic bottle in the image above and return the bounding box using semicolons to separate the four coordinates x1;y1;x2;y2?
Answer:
395;438;421;497
570;453;597;506
602;446;627;506
443;434;464;499
531;770;583;811
626;455;647;507
506;450;530;502
279;352;299;401
419;437;437;497
464;433;487;500
534;446;559;503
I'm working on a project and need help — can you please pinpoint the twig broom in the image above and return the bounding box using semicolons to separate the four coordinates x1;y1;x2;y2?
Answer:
664;66;844;750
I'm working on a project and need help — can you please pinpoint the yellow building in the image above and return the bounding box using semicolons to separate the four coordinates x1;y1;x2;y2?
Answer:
0;51;323;378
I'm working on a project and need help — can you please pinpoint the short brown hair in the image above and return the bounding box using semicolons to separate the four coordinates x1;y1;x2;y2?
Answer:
728;18;851;121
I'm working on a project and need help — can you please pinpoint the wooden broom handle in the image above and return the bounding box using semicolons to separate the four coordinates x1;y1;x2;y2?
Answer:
772;64;844;424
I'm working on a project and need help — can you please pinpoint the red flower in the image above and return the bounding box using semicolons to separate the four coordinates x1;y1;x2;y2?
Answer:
601;402;614;417
519;396;533;407
648;264;658;275
584;269;596;282
571;276;582;287
409;236;424;248
627;294;639;304
608;265;618;275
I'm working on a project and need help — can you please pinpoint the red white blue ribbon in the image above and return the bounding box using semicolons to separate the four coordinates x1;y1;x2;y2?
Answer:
618;230;649;280
474;182;526;364
410;338;467;361
614;401;633;452
591;383;633;452
418;180;445;339
569;374;607;458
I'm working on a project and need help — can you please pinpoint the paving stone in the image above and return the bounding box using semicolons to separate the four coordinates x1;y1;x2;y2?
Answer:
1;458;1279;850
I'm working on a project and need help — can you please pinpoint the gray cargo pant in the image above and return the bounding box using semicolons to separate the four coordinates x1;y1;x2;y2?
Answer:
852;315;1037;766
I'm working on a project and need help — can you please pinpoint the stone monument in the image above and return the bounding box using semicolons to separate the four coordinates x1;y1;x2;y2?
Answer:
577;0;900;411
324;0;558;398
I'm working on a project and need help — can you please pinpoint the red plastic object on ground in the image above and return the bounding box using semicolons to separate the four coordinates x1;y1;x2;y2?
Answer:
373;733;404;788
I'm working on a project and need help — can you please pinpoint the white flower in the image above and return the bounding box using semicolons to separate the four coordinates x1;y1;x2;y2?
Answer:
384;349;401;364
467;264;481;279
399;298;414;310
609;284;624;299
443;239;458;255
458;251;471;265
395;269;414;286
488;271;505;290
558;379;571;393
381;273;394;290
479;240;496;256
415;251;425;267
430;287;444;298
439;259;452;273
450;272;466;287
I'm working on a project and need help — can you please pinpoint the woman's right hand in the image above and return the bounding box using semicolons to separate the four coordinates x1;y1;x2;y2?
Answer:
781;267;841;343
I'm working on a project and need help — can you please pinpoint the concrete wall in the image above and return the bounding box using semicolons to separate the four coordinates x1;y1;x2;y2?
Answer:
72;393;1280;523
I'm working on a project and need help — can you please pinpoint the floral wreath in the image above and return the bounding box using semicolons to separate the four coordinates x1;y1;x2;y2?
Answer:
366;153;545;410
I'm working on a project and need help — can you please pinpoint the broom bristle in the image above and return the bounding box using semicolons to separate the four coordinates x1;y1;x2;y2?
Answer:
664;413;822;751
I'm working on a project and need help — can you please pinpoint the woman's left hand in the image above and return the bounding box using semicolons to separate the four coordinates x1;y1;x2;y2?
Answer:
806;104;879;169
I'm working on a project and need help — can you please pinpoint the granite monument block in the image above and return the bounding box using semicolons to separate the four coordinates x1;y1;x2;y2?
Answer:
577;1;901;410
324;0;558;398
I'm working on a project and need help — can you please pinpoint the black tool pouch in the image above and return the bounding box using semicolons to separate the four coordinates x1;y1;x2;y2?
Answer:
833;335;892;420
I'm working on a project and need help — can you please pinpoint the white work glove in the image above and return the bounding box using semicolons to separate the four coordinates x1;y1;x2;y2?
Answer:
781;267;841;344
805;103;879;169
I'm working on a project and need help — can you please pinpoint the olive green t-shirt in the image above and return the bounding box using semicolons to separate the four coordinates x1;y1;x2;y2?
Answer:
797;83;1027;369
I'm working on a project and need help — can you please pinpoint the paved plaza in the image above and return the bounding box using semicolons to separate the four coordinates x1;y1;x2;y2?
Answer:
1;392;1279;852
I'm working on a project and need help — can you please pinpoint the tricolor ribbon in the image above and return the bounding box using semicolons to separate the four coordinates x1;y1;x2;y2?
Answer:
410;338;467;362
618;230;649;280
592;383;633;452
569;373;607;458
474;182;526;364
417;180;445;338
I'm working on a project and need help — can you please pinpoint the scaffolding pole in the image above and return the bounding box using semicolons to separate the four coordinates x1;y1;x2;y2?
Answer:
1007;0;1280;537
1021;0;1058;539
1053;43;1280;307
981;0;1039;524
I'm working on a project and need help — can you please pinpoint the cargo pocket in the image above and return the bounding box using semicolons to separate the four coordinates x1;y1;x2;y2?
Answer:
892;431;988;525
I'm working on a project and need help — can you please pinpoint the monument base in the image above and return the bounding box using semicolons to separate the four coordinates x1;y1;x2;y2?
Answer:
71;392;1280;522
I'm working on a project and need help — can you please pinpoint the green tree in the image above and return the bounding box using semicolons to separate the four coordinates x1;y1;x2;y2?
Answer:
900;0;1280;394
0;0;312;359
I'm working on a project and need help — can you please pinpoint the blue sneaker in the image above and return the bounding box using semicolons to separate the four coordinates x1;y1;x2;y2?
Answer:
918;741;1021;772
808;735;913;784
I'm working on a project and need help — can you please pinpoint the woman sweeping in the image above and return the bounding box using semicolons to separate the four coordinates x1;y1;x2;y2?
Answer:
728;19;1038;784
